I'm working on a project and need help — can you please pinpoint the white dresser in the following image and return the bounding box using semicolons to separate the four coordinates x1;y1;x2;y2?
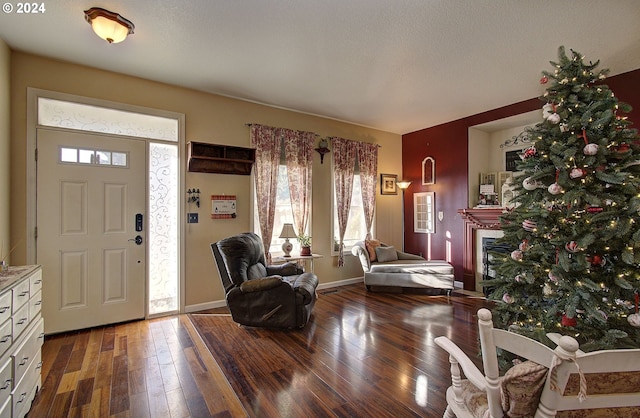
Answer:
0;266;43;418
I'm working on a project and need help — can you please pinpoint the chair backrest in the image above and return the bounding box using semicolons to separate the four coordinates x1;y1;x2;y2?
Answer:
211;232;268;290
477;308;640;416
478;308;579;416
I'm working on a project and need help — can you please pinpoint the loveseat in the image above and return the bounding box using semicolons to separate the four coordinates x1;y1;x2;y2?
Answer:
352;240;454;293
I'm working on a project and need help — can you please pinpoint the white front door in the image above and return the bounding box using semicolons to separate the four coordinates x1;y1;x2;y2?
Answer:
37;128;146;334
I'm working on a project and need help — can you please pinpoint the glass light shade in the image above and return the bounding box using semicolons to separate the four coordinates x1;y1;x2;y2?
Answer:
397;181;412;189
279;223;297;239
85;8;134;44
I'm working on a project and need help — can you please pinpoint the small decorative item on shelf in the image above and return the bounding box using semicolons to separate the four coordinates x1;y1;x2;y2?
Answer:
0;240;20;273
0;260;6;273
297;233;312;256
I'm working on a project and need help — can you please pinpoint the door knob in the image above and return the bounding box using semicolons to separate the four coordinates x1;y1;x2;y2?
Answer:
129;235;143;245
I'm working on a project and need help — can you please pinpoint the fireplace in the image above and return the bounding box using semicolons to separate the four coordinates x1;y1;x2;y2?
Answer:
481;237;511;296
457;208;504;291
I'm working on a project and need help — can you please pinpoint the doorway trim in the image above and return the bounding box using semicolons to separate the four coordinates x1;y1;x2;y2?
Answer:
26;87;186;316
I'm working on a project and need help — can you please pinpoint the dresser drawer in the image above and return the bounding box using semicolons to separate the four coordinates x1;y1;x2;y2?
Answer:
28;270;42;295
11;281;29;315
0;358;11;409
12;350;40;418
28;290;42;322
0;293;11;326
12;318;43;388
11;304;29;343
0;321;11;359
0;396;10;418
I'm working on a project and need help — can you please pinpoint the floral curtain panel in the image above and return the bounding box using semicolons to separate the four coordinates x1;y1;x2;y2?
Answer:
251;124;282;257
332;137;358;266
282;129;314;239
357;142;378;239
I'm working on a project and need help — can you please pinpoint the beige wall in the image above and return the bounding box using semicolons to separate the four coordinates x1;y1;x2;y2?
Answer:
0;40;9;264
9;52;403;308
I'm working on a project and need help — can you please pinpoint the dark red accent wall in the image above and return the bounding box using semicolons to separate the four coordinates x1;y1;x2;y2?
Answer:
401;69;640;289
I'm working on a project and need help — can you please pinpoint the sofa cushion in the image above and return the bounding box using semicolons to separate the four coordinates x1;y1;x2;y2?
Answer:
369;260;453;275
376;246;399;262
365;239;381;261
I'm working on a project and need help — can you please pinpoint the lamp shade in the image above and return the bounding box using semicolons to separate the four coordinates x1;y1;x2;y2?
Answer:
279;223;297;239
84;7;134;44
397;180;412;190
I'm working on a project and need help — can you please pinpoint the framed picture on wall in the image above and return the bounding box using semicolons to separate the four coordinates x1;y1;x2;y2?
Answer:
505;149;522;171
380;174;397;195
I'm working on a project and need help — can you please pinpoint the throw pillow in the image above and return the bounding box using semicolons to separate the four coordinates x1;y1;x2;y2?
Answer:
240;275;282;293
376;246;399;262
365;239;381;261
501;360;548;418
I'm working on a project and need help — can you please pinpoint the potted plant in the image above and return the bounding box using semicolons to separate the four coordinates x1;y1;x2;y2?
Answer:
297;233;312;256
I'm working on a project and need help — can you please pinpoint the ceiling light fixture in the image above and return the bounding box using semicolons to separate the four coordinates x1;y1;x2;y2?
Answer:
84;7;134;44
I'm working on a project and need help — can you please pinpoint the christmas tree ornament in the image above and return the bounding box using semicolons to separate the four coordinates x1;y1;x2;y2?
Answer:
570;168;587;179
523;177;540;190
586;206;603;213
543;283;553;296
583;143;599;155
628;314;640;328
511;250;523;261
514;274;524;282
502;294;514;304
565;241;579;252
547;113;561;124
561;314;577;327
587;254;605;266
542;103;554;119
522;219;537;232
521;146;537;159
548;182;563;195
548;271;559;282
519;240;529;251
560;123;569;132
540;75;548;84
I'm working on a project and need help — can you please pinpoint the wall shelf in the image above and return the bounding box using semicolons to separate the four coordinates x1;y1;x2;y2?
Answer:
187;142;256;175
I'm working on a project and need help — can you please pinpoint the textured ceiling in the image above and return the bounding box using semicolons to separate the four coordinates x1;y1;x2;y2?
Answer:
1;1;639;134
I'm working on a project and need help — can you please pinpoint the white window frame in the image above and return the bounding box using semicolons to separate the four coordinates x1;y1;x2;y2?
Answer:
414;192;435;234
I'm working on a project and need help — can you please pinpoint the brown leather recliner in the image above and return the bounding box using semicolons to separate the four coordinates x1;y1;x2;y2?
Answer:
211;232;318;329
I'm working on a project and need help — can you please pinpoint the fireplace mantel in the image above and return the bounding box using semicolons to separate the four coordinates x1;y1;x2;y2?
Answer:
458;208;505;290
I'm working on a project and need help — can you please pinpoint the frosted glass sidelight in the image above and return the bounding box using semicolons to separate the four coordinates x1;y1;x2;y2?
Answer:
148;143;179;314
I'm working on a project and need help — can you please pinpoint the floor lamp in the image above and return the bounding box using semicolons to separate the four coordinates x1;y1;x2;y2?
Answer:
396;180;412;252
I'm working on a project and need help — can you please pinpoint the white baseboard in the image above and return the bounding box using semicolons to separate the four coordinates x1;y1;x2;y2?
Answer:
185;276;365;313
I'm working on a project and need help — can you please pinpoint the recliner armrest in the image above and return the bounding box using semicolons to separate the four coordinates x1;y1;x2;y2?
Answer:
292;272;318;304
266;262;304;276
239;276;283;293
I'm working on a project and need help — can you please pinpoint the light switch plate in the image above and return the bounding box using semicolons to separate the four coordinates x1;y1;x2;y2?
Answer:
187;213;198;223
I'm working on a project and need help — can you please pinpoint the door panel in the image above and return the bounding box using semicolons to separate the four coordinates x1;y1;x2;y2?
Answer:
37;129;146;334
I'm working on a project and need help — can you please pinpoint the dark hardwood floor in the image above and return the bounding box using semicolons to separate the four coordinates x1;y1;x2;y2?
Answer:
28;284;492;417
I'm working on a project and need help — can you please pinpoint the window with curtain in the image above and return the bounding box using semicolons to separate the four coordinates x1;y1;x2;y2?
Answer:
251;124;313;256
332;170;368;252
331;137;378;265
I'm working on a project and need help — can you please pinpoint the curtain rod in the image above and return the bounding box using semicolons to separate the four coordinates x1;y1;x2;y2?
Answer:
246;123;381;147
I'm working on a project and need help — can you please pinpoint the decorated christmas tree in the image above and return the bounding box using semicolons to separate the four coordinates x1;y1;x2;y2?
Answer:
485;46;640;353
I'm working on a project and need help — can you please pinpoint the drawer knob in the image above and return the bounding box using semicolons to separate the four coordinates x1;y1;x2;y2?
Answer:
0;379;10;390
0;335;9;343
16;392;27;403
16;318;27;325
35;301;42;306
19;357;29;366
18;291;29;297
0;307;9;314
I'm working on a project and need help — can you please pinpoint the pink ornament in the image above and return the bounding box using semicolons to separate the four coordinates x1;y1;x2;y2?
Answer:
548;271;558;282
570;168;587;179
565;241;579;252
540;76;548;84
514;275;523;283
502;294;514;304
628;313;640;328
522;219;537;232
511;250;523;261
547;113;561;124
519;240;529;251
548;182;563;195
583;143;599;155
